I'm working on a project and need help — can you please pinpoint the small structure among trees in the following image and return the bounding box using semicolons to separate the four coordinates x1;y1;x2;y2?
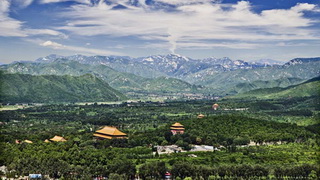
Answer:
197;114;205;118
15;139;33;144
93;126;127;140
24;140;33;144
49;135;67;142
170;122;185;135
212;103;219;110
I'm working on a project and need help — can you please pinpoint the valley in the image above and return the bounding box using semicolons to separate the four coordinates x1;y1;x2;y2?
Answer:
0;54;319;179
0;95;319;179
1;0;320;179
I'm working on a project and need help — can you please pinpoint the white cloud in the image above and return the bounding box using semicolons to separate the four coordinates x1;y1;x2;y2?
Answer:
0;0;26;36
56;1;320;53
2;0;320;57
0;0;9;14
154;0;214;6
40;40;64;48
40;0;90;4
291;3;316;12
25;29;68;38
12;0;34;8
0;0;68;38
176;42;261;49
39;40;122;55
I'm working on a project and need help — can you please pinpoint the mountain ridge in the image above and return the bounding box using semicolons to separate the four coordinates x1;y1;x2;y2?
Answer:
0;60;202;95
2;54;320;96
0;72;127;103
228;76;320;99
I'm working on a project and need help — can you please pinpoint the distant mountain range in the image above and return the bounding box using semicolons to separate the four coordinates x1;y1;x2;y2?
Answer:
1;54;319;97
0;73;126;103
34;54;281;78
249;59;284;66
1;60;202;94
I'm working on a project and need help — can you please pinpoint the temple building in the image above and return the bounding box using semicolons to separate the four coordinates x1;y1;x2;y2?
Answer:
212;103;219;110
170;122;185;135
15;139;33;144
197;114;205;119
50;135;67;142
24;140;33;144
93;126;127;139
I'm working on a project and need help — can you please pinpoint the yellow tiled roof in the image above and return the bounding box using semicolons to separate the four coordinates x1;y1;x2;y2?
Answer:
171;122;183;127
95;126;127;136
24;140;33;144
170;127;185;130
93;133;113;139
50;135;67;142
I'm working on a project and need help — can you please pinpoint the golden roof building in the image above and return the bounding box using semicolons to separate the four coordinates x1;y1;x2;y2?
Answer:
50;135;67;142
212;103;219;110
93;126;127;139
197;114;205;118
24;140;33;144
170;122;185;135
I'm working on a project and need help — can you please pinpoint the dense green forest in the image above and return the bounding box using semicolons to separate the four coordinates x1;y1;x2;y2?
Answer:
0;73;126;103
230;76;320;99
0;97;319;179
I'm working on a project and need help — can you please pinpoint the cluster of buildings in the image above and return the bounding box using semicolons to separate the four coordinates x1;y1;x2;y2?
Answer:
14;103;220;143
16;135;68;144
92;122;186;140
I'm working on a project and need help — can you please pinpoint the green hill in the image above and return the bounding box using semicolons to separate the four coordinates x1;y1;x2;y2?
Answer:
230;77;303;94
141;76;200;92
0;73;126;103
229;76;320;99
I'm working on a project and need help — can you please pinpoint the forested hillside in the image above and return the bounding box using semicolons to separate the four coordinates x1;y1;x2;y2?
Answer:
1;61;201;94
231;76;320;99
0;73;126;103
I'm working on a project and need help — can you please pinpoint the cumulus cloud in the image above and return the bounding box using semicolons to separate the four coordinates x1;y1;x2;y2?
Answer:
56;0;320;53
40;0;91;4
0;0;67;38
0;0;26;36
2;0;320;56
40;40;122;55
40;40;64;48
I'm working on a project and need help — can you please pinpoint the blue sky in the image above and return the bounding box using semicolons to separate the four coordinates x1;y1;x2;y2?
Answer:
0;0;319;63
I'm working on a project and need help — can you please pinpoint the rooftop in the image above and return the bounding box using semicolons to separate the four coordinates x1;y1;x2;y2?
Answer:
171;122;184;127
95;126;127;136
50;135;67;142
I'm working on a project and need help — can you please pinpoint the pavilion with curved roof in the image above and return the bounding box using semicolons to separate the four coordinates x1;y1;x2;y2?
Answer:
170;122;185;135
93;126;128;139
50;135;67;142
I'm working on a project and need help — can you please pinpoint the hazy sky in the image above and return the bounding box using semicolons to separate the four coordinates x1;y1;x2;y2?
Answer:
0;0;320;63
